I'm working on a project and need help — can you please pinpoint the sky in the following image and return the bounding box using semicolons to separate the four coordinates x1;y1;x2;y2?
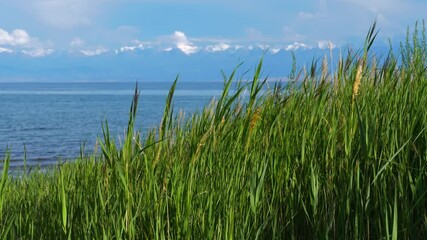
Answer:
0;0;426;81
1;0;426;54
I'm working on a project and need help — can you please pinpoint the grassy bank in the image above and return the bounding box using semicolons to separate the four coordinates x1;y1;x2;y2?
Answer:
1;22;427;239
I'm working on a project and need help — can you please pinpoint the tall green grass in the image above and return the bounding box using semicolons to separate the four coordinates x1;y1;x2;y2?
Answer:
0;22;426;239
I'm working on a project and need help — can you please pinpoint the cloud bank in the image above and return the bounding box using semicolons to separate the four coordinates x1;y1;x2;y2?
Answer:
0;47;13;53
285;42;311;51
0;28;31;46
80;47;109;56
22;48;54;57
171;31;199;55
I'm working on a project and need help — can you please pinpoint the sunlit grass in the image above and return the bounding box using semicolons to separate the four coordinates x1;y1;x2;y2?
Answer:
0;21;427;239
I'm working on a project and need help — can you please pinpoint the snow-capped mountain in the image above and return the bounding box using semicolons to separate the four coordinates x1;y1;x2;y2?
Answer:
0;43;388;82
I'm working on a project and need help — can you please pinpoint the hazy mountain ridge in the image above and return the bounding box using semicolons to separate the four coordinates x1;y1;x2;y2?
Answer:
0;44;390;82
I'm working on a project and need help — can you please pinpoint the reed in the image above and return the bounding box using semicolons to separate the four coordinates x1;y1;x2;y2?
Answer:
0;21;426;239
352;58;363;101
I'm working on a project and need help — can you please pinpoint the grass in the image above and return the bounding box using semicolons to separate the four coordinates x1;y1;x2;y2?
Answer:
1;21;427;239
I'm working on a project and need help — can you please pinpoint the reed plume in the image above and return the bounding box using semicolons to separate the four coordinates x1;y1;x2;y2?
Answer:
352;59;363;101
250;107;261;131
321;55;328;82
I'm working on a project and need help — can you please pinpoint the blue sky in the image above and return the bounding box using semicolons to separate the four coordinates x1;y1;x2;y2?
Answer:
0;0;426;82
0;0;426;57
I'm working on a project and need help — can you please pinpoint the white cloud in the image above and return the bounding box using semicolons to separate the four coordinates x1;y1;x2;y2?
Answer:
318;40;336;50
154;32;241;54
70;38;85;47
22;48;54;57
120;46;137;52
177;43;198;55
0;28;55;56
0;47;13;53
270;48;281;54
118;44;144;53
285;42;311;51
205;43;230;52
80;47;108;56
258;44;271;50
171;31;199;55
233;45;244;51
0;28;31;46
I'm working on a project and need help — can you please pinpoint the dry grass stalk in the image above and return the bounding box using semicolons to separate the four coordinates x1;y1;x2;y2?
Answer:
234;103;242;115
329;41;334;82
303;66;308;88
352;59;363;101
322;55;328;82
371;56;377;80
334;52;343;92
220;116;226;126
250;107;261;131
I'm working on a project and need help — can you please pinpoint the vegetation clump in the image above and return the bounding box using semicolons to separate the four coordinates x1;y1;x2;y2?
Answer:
0;22;427;239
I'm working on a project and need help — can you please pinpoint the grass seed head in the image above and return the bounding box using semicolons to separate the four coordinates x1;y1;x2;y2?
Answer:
352;59;363;101
322;55;328;81
250;107;262;131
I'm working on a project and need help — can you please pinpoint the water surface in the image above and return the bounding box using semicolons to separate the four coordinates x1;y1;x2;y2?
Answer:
0;82;225;169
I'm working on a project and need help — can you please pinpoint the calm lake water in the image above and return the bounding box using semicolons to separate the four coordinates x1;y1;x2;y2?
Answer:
0;82;225;169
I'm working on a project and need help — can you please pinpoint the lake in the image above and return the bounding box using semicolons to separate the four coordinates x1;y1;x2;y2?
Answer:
0;81;226;169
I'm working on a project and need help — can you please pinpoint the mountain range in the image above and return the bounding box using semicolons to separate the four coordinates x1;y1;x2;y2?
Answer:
0;43;390;82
